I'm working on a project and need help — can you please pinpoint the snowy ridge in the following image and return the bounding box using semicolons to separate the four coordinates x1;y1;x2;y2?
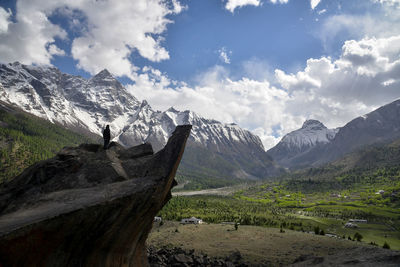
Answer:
0;62;265;154
267;119;339;167
268;99;400;169
279;119;338;150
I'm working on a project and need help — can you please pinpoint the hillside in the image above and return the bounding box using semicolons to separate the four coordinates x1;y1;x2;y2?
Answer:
0;101;93;183
277;137;400;194
267;120;338;168
267;99;400;169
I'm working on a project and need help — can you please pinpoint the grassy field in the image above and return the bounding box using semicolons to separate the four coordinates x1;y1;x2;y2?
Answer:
158;190;400;250
147;221;382;266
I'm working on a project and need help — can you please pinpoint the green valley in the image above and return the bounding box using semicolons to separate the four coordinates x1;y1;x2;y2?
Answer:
159;138;400;251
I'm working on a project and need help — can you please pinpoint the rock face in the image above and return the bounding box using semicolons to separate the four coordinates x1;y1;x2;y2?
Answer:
147;246;250;267
0;62;279;180
0;125;192;267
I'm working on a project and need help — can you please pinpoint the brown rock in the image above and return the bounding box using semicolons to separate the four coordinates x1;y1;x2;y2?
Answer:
0;125;192;267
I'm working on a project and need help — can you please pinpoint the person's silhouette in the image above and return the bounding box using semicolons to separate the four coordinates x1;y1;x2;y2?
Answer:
103;125;111;149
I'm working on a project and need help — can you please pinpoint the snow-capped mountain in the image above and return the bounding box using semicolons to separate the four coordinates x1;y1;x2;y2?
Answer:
268;99;400;169
267;119;339;168
0;62;282;179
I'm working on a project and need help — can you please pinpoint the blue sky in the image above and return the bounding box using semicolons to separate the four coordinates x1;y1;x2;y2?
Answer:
0;0;399;148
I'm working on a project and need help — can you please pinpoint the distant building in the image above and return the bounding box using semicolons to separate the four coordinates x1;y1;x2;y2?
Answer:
180;217;203;224
345;222;358;228
154;216;162;223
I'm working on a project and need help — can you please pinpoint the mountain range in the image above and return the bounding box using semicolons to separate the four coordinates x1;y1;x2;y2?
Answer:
2;61;400;185
0;62;282;184
267;99;400;170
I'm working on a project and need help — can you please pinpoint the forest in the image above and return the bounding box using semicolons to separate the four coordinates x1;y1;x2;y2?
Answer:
0;107;92;183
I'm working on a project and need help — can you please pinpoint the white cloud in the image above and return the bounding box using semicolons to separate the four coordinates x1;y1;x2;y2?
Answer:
48;44;65;56
218;47;232;64
225;0;261;13
0;1;67;65
318;9;327;15
127;35;400;150
310;0;321;10
0;0;185;78
275;35;400;128
319;2;400;48
0;7;11;34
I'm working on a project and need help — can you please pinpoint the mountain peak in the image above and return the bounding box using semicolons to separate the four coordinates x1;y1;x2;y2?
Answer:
167;106;179;113
92;69;114;80
301;119;326;130
11;61;22;66
140;100;149;108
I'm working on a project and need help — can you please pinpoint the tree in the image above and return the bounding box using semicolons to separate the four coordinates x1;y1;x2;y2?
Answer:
314;226;320;235
353;232;363;242
383;242;391;249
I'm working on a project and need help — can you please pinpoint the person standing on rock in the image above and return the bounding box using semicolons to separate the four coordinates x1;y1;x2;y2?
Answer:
103;125;111;149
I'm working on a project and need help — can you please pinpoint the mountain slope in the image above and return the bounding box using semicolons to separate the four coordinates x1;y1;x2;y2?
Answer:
0;62;282;183
267;119;338;168
268;99;400;169
0;101;93;183
277;137;400;195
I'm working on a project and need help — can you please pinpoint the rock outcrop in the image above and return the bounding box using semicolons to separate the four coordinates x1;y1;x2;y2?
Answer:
147;246;250;267
0;125;192;267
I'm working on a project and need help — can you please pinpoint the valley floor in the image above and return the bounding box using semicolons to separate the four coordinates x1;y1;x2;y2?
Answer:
147;221;400;266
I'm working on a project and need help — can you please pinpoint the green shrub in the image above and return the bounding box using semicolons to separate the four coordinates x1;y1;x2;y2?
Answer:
353;232;363;242
314;226;320;235
383;242;391;249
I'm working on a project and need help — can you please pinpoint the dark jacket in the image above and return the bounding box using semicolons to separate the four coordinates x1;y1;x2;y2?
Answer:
103;126;110;140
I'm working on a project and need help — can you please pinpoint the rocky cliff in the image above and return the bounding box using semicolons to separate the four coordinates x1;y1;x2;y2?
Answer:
0;125;191;267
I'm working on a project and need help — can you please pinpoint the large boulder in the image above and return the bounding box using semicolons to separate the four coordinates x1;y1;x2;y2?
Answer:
0;125;192;267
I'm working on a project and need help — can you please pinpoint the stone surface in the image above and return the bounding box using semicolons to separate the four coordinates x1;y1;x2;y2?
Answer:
291;246;400;266
0;125;192;267
147;246;250;267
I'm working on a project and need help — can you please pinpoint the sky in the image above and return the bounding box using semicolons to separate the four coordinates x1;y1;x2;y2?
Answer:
0;0;400;149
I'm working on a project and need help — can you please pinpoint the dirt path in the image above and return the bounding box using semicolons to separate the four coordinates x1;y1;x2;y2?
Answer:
172;186;235;196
